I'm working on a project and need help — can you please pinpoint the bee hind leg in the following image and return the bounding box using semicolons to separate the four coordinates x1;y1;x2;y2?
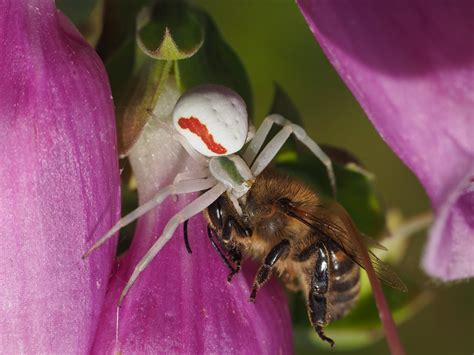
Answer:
226;246;242;282
250;239;290;302
308;242;335;347
315;326;335;347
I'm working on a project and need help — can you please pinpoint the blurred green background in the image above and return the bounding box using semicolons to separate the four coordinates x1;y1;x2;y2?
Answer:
58;0;473;353
192;2;473;354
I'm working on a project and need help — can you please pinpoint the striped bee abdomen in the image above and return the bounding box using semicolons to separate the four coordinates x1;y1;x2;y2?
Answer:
328;246;360;321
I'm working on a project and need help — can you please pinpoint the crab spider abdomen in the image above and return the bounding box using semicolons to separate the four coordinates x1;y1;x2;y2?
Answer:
173;84;248;157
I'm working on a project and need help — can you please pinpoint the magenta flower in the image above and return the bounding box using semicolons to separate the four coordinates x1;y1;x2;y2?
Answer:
92;82;293;354
0;0;120;353
296;0;474;281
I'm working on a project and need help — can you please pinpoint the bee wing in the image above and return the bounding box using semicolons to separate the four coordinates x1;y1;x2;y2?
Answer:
361;233;388;251
366;251;407;292
285;204;407;292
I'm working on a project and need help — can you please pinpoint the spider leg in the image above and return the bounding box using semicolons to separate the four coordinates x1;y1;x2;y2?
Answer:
227;191;243;216
243;114;279;164
250;125;292;176
118;183;227;305
83;177;216;258
173;167;210;184
245;123;256;143
173;133;208;166
244;114;335;196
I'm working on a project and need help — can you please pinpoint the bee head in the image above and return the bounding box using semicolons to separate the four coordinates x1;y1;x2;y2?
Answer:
243;183;295;239
242;170;319;239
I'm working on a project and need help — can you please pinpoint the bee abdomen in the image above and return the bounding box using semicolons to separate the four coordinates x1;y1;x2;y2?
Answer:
331;251;356;277
329;266;360;321
327;248;360;321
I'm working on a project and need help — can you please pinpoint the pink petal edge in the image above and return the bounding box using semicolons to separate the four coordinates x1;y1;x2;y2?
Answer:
423;170;474;279
296;0;474;281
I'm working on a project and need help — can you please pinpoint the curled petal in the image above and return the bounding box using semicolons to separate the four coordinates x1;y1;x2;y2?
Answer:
92;82;293;354
0;0;120;352
296;0;474;280
423;171;474;279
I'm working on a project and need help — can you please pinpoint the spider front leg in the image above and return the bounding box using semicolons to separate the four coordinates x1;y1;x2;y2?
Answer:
173;167;210;184
243;114;336;196
118;183;227;305
82;176;216;258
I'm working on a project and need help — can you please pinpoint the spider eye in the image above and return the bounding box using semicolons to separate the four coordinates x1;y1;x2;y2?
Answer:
172;84;248;157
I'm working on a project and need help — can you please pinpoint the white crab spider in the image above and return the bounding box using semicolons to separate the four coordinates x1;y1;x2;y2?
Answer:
83;84;335;305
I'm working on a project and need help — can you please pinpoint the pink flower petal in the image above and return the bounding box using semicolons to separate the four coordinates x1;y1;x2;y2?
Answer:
92;82;292;354
296;0;474;280
423;171;474;279
0;0;120;352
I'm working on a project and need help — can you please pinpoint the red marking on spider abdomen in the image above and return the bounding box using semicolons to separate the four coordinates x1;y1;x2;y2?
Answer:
178;116;227;154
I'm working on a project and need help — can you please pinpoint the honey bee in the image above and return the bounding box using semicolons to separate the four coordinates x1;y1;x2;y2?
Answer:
186;168;406;347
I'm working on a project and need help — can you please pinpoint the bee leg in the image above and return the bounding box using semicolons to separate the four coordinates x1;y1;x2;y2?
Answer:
207;225;238;278
226;246;242;282
250;239;290;302
222;217;247;281
308;242;335;347
315;326;335;348
183;219;192;254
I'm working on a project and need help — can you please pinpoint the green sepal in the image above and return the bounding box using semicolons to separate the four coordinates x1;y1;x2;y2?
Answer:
116;58;172;156
136;2;204;60
175;8;253;116
109;2;252;155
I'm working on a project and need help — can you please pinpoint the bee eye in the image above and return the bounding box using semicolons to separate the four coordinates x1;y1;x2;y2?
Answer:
278;198;292;210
